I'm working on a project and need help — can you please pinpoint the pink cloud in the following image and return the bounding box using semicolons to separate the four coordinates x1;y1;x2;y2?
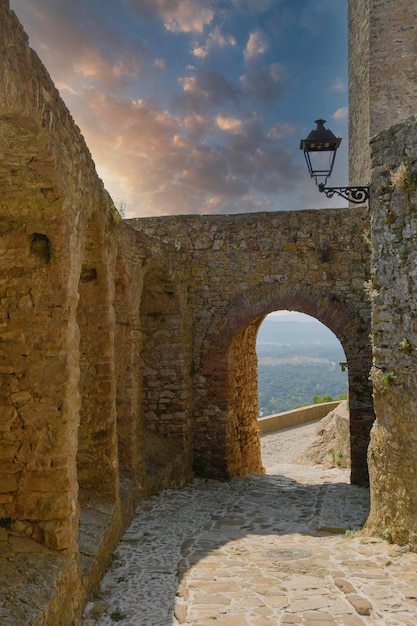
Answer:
244;29;268;61
64;88;302;217
128;0;215;33
11;0;147;92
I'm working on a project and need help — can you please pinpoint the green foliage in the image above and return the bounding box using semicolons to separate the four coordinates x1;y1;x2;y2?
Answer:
313;393;346;404
258;357;348;416
330;449;343;467
294;393;346;410
369;367;396;393
362;229;372;248
382;371;395;386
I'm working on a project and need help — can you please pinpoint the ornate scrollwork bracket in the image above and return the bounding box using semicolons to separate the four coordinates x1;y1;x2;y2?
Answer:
318;183;370;205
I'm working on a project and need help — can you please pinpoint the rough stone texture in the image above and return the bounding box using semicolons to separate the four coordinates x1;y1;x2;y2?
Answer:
303;401;351;469
349;0;417;185
348;0;417;549
0;2;193;623
366;115;417;548
349;0;370;187
130;209;374;486
81;427;416;626
2;0;417;622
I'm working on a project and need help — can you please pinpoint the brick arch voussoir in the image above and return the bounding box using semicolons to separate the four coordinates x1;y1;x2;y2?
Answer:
204;282;358;366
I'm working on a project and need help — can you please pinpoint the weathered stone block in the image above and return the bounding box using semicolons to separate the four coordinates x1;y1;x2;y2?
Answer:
0;476;18;492
21;469;72;494
40;520;74;551
16;492;73;520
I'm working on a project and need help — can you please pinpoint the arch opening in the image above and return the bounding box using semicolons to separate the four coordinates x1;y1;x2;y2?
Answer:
257;310;351;472
257;310;348;414
195;285;374;487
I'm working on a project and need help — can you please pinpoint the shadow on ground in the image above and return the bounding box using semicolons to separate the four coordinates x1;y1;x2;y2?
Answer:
83;472;370;624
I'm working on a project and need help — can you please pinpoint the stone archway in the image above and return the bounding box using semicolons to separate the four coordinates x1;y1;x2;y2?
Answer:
194;283;374;486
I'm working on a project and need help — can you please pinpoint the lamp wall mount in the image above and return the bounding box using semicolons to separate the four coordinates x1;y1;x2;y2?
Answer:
300;119;370;207
317;183;370;205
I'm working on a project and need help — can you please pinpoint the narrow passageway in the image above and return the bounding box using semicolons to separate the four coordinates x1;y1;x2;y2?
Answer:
83;423;417;626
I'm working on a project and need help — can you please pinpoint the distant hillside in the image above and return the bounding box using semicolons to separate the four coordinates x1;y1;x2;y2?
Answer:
257;316;347;416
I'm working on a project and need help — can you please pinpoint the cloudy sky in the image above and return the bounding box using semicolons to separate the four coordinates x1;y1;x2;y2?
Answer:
11;0;348;218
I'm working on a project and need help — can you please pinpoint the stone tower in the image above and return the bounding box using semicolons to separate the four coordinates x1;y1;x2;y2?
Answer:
350;0;417;546
349;0;417;185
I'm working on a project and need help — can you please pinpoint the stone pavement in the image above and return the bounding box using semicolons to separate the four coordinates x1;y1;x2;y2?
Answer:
83;422;417;625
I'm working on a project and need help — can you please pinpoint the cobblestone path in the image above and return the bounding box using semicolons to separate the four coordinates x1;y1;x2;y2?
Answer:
83;422;417;625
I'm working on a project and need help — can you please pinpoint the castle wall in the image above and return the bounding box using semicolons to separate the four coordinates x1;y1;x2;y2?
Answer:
349;0;417;185
367;115;417;546
348;0;370;186
368;0;417;134
131;208;374;486
0;0;120;554
349;0;417;548
0;3;193;622
6;0;417;620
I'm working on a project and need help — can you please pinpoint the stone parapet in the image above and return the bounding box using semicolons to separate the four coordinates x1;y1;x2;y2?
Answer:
258;402;342;435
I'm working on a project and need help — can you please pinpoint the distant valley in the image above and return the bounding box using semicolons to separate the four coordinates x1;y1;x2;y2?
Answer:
257;314;348;416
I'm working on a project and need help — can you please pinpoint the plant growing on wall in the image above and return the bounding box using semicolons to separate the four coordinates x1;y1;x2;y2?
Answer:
391;162;417;193
391;161;417;211
369;366;396;394
363;279;379;302
399;338;414;356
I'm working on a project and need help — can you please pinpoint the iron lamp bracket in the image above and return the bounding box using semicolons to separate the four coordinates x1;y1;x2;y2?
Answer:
317;183;370;205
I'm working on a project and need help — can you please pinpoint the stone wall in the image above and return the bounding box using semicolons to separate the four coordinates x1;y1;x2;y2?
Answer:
368;0;417;135
5;0;417;621
258;401;342;435
348;0;417;548
348;0;370;186
367;115;417;547
349;0;417;185
0;0;122;565
0;3;193;623
130;207;374;486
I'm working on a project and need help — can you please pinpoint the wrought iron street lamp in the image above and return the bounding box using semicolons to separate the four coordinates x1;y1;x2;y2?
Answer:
300;119;369;205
